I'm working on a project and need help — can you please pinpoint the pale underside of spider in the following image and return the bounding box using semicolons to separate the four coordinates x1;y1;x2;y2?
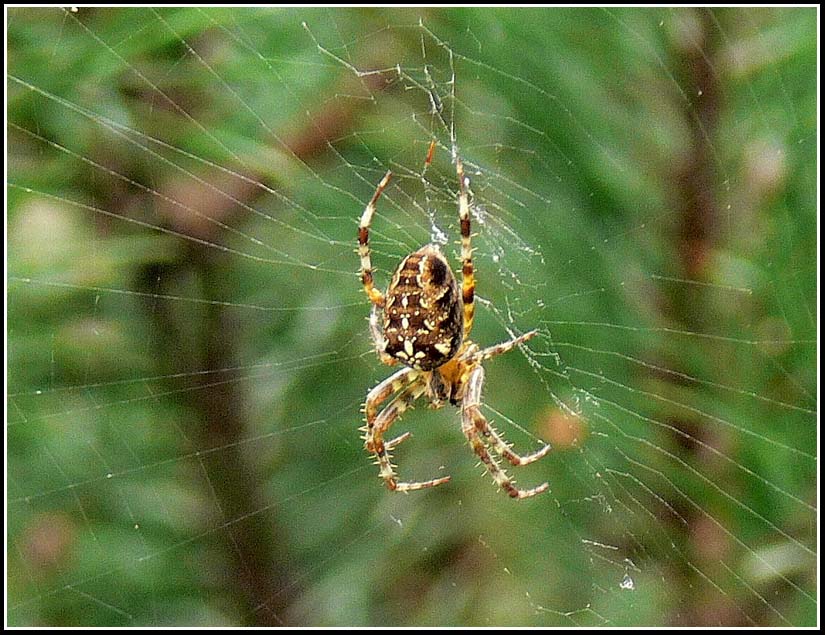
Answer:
357;153;551;499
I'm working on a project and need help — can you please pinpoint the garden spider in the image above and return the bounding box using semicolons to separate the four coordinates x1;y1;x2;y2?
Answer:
357;152;551;499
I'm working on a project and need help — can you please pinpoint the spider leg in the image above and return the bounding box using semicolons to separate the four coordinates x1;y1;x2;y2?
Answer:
477;329;538;362
464;339;552;467
478;419;552;466
456;158;475;336
359;170;393;308
469;329;550;464
462;365;549;499
361;366;419;436
365;379;451;493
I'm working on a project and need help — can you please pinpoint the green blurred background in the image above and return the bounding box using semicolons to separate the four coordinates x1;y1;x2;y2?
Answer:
7;7;817;626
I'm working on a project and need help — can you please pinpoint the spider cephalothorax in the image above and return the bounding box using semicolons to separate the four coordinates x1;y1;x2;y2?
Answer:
357;154;550;499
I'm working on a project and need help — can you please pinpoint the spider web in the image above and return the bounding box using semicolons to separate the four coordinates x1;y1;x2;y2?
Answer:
6;6;818;627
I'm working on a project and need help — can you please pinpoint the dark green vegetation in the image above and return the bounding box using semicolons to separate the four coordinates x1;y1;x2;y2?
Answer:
7;7;817;626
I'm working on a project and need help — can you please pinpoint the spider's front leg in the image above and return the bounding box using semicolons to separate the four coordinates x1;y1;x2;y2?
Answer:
461;365;550;499
365;380;451;493
456;158;476;336
358;170;392;308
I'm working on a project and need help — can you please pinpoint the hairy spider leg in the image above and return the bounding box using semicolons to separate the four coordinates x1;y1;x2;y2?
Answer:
471;329;551;464
480;422;552;467
462;365;549;499
361;366;419;442
476;329;539;362
456;158;475;335
366;380;452;492
358;170;393;308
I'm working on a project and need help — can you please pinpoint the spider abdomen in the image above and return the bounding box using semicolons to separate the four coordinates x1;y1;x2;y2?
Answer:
383;245;463;370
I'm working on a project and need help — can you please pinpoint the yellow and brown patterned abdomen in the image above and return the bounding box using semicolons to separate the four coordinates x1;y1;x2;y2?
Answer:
383;245;464;370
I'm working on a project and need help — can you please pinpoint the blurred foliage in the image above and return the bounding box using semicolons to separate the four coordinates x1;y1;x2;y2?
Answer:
7;7;817;627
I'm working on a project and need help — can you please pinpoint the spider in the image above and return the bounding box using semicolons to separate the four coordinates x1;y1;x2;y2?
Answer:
357;151;551;499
